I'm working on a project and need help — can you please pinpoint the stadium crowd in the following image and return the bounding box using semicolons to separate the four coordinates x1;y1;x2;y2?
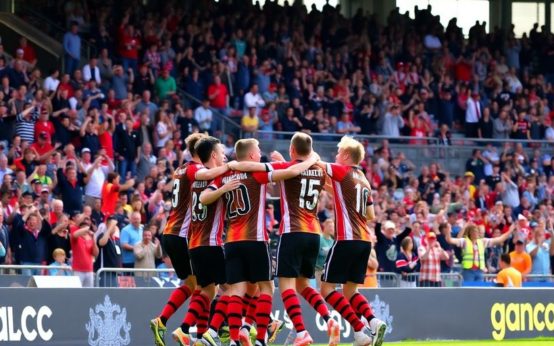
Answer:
0;0;553;287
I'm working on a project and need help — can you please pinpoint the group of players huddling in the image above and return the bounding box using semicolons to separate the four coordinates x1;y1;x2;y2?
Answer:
149;132;387;346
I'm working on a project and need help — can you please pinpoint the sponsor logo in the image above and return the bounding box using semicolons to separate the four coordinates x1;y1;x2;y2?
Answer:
0;306;53;341
151;276;181;288
491;302;554;341
370;295;393;334
86;295;131;346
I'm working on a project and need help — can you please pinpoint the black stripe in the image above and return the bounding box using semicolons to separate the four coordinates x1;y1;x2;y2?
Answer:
289;312;302;319
313;300;323;309
256;313;271;318
168;301;178;310
282;294;296;303
228;313;243;318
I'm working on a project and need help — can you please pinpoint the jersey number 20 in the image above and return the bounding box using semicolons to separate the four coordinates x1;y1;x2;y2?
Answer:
225;184;251;219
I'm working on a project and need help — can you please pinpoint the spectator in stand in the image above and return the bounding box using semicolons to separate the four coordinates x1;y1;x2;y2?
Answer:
133;226;162;277
243;83;266;116
241;106;259;136
82;57;101;84
375;220;411;273
194;99;213;134
83;151;114;207
100;173;135;217
418;232;449;287
154;68;176;100
12;207;49;275
510;239;532;279
63;22;81;75
120;211;143;269
48;248;71;276
135;90;158;123
70;215;98;287
56;158;85;215
0;209;9;264
207;75;229;132
16;104;39;144
465;91;481;138
526;223;553;278
495;253;522;287
114;117;142;182
446;224;513;282
395;237;420;287
95;216;122;287
381;105;404;138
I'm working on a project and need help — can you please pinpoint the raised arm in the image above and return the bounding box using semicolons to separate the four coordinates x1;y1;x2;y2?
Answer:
195;163;230;181
489;227;513;246
445;226;464;247
199;179;241;205
271;155;319;182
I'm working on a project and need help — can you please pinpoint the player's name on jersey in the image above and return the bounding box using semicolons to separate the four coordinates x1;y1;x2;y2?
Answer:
223;172;248;183
301;169;324;177
192;180;208;188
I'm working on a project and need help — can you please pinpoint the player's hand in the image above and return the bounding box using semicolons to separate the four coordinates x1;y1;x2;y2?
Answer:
270;151;285;162
222;179;241;193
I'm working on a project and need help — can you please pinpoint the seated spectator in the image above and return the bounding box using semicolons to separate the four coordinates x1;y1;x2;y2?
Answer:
48;248;71;276
495;253;522;287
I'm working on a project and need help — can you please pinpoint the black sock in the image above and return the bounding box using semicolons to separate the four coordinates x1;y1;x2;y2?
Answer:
180;323;190;334
160;317;168;325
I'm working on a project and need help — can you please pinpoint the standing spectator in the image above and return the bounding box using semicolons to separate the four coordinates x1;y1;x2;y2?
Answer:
501;172;520;208
63;22;81;75
207;75;229;129
381;105;404;138
395;237;420;287
526;225;553;277
83;57;101;84
135;90;158;123
510;240;532;278
243;83;266;115
0;209;10;264
136;143;157;182
100;173;135;217
83;151;114;207
465;91;481;138
70;216;98;287
493;109;512;140
418;232;449;287
48;248;71;276
111;65;133;100
12;208;49;275
194;99;213;133
133;226;162;277
241;106;259;136
495;253;522;287
375;220;411;272
120;211;143;269
95;217;121;287
118;16;140;73
43;69;60;95
114;117;142;182
16;104;39;144
446;224;513;282
154;68;176;100
56;159;85;215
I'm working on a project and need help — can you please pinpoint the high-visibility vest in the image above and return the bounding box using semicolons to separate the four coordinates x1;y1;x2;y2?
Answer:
462;238;485;270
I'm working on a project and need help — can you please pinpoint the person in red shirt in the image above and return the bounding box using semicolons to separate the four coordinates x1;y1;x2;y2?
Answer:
31;132;59;163
34;110;56;142
101;172;135;217
118;14;141;73
207;75;229;112
19;37;37;67
70;215;98;287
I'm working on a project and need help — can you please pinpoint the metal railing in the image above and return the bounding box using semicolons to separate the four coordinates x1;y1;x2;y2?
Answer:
0;264;73;287
255;130;554;175
95;267;179;288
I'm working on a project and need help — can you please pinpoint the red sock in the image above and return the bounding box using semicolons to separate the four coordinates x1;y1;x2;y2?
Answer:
245;294;258;326
160;285;192;324
228;295;243;341
350;293;375;322
196;295;211;337
301;287;331;321
281;289;305;333
209;296;229;331
325;291;364;332
255;294;273;342
181;291;208;333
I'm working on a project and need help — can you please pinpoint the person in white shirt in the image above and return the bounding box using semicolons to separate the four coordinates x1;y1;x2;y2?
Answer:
194;99;213;133
465;91;481;138
43;69;60;94
82;148;114;207
82;57;102;84
243;83;266;115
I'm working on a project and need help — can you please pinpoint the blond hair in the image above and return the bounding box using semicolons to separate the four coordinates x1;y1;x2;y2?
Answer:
235;139;259;160
337;136;365;165
52;248;66;258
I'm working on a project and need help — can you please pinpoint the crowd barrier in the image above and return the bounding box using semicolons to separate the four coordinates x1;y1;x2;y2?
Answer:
2;266;553;288
0;287;553;345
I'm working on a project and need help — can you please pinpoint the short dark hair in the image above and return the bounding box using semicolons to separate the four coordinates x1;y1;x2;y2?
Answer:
291;132;312;157
185;133;206;158
195;137;220;164
500;253;511;265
